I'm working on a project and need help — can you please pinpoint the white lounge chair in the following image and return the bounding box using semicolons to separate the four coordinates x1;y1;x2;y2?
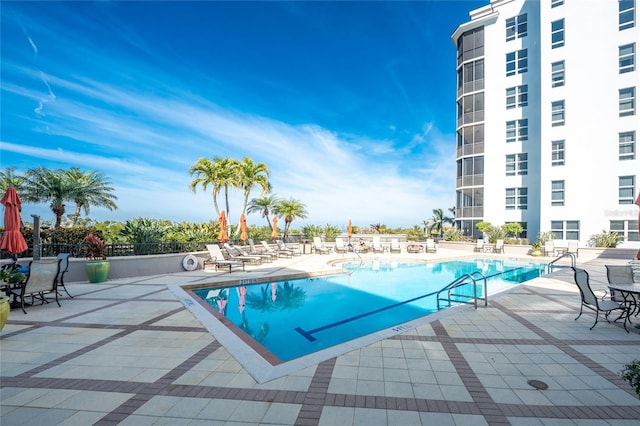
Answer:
474;240;484;252
313;237;331;254
334;237;347;253
248;239;277;261
223;243;262;264
276;239;300;256
204;244;245;272
494;239;505;253
260;240;292;258
371;236;384;253
390;238;401;253
426;238;437;253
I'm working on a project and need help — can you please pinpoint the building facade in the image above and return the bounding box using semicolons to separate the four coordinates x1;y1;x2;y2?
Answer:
452;0;639;247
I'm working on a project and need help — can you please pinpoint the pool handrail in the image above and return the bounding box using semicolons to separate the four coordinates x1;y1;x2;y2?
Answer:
436;271;488;310
547;252;576;273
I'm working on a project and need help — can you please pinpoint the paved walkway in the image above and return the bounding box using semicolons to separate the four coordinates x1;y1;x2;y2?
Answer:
1;249;639;425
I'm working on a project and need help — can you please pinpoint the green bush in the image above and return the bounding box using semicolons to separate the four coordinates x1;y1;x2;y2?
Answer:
620;359;640;398
588;230;623;248
443;227;462;241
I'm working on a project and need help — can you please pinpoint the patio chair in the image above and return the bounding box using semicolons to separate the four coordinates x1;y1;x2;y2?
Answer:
606;264;639;316
390;238;401;253
7;259;62;314
426;238;437;253
493;239;505;253
473;240;484;252
223;243;262;265
276;239;300;256
56;253;73;298
313;237;331;254
260;240;292;258
543;241;555;257
203;244;245;272
334;237;347;254
572;267;629;331
567;240;579;256
371;236;384;253
247;239;277;261
235;242;273;262
406;241;422;253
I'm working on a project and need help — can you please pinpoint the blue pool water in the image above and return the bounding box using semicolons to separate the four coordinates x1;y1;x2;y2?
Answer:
192;258;545;361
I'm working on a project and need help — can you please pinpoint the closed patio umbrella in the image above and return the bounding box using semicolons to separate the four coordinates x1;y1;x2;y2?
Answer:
348;219;352;241
0;186;28;260
240;213;248;243
271;216;278;240
218;211;229;243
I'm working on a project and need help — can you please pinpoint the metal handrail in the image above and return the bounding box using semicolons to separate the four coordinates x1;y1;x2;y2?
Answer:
547;252;576;273
436;271;488;310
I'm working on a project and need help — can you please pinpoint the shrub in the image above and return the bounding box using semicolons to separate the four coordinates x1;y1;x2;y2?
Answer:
588;230;623;248
443;227;462;241
620;359;640;398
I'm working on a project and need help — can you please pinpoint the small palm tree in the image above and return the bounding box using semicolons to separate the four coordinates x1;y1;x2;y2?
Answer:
65;168;118;226
22;167;78;228
188;156;237;218
234;157;271;234
247;194;281;230
0;167;27;193
429;208;454;238
272;198;308;240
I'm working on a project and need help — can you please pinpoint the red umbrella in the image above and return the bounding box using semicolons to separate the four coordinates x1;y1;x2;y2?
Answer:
0;187;28;256
218;211;229;243
348;219;353;240
239;213;248;242
635;192;640;260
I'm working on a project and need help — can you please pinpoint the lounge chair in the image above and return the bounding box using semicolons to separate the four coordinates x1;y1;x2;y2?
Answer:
572;267;629;331
334;237;347;253
204;244;245;272
371;236;384;253
248;239;277;261
390;238;401;253
426;238;437;253
7;259;62;314
567;240;579;256
260;240;292;258
406;241;422;253
276;239;300;256
543;241;555;257
313;237;331;254
493;239;505;253
56;253;73;298
473;240;484;252
223;243;262;265
235;242;273;262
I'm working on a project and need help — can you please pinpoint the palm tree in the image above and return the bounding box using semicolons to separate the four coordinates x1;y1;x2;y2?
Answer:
247;194;280;230
22;167;77;228
0;167;27;193
188;156;237;218
272;198;308;240
65;168;118;226
429;208;455;238
234;157;271;234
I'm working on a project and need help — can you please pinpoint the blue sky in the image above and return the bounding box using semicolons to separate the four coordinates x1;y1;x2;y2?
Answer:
1;1;486;230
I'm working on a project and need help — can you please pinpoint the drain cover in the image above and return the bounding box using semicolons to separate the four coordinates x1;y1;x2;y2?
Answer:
527;379;548;390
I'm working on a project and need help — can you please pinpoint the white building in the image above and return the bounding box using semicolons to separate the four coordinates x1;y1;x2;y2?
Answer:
452;0;639;247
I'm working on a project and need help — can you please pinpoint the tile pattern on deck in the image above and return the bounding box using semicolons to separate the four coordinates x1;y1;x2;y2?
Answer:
1;251;639;425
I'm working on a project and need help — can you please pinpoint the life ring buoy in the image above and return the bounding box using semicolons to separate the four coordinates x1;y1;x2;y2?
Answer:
182;254;198;271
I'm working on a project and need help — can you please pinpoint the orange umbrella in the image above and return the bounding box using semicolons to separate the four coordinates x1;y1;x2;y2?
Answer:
348;219;353;239
218;210;229;243
271;216;278;240
0;187;28;257
239;213;248;242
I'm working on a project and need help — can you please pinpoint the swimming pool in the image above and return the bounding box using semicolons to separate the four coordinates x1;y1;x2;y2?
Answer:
189;258;545;363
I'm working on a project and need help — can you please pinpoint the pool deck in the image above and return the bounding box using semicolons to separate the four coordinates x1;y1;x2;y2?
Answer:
1;249;639;425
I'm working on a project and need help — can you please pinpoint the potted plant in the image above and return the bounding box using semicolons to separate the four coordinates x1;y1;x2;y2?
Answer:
84;234;110;283
530;241;542;256
0;265;25;330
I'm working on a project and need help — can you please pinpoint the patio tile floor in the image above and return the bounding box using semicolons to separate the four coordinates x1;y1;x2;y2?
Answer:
1;250;639;425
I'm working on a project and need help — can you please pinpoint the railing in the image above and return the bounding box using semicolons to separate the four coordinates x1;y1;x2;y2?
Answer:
547;252;576;273
437;271;488;310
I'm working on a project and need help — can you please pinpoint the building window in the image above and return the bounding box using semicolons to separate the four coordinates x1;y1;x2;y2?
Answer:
506;13;527;42
552;140;565;166
506;187;527;210
619;175;636;204
551;220;580;240
619;44;636;73
506;119;528;143
506;84;528;109
551;180;565;206
458;92;485;126
551;19;565;48
611;220;640;241
620;0;635;31
506;153;528;176
506;49;528;76
552;0;564;7
551;61;565;87
552;100;565;126
619;87;636;116
458;59;485;94
619;131;636;160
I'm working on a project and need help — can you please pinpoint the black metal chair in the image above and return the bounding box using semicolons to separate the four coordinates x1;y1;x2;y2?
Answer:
572;267;629;332
56;253;73;298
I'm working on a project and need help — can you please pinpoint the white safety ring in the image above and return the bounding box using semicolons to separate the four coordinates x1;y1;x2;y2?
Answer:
182;254;198;271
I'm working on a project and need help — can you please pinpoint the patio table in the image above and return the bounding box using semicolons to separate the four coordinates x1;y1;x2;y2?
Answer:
608;283;640;330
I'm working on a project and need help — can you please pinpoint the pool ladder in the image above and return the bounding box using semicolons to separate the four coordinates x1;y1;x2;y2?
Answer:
436;271;488;310
547;252;576;273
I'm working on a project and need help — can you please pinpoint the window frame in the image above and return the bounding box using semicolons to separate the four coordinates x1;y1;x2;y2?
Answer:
619;0;636;31
506;187;528;210
506;84;528;109
619;87;636;116
551;180;565;206
619;131;636;160
619;43;636;73
551;61;565;87
506;13;528;42
551;0;564;7
551;220;580;241
611;219;640;241
506;49;528;76
551;100;566;126
551;19;565;49
552;140;565;166
505;153;528;176
619;175;636;204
